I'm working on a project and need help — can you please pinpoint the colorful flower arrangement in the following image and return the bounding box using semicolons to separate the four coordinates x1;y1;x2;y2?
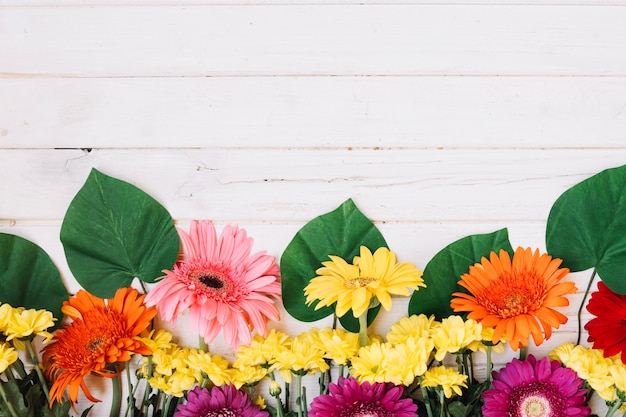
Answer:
3;164;626;417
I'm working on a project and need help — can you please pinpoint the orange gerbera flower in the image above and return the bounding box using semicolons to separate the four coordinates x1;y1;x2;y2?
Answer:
42;287;157;406
450;247;576;351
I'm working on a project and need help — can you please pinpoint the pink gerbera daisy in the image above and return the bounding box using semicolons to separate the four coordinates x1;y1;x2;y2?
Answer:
482;355;590;417
145;220;281;349
309;376;418;417
175;385;268;417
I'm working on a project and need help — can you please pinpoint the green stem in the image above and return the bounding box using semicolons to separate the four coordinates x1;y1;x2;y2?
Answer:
486;345;492;384
284;381;290;413
438;389;446;417
577;269;597;345
301;385;308;417
24;338;50;403
419;379;434;417
142;356;154;416
338;364;345;379
111;372;123;417
606;400;623;417
296;374;304;417
0;380;21;417
519;346;527;361
358;311;368;347
199;335;209;352
124;363;136;417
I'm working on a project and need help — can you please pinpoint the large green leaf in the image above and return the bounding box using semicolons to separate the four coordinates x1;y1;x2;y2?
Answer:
408;229;513;320
546;164;626;294
280;198;387;331
60;169;180;298
0;233;68;325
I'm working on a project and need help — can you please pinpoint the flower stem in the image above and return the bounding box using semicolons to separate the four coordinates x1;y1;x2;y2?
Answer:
419;378;434;417
111;372;123;417
0;380;21;417
296;374;304;417
519;346;527;361
124;363;136;417
199;335;209;352
358;311;368;347
485;345;492;384
142;356;154;416
605;400;622;417
577;269;597;345
24;337;51;403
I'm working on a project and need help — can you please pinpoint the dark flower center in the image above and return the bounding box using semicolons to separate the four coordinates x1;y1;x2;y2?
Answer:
204;409;236;417
346;402;393;417
199;274;225;289
86;336;105;352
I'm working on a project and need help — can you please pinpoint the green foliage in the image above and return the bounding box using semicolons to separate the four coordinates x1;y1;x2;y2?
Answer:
546;164;626;294
408;229;513;319
0;233;68;326
60;168;180;298
280;198;387;332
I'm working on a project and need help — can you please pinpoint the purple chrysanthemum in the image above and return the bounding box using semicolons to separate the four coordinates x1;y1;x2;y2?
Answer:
482;355;590;417
175;385;268;417
309;376;418;417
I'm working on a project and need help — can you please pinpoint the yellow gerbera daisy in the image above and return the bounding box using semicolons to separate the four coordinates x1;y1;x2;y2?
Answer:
0;342;19;373
304;246;424;318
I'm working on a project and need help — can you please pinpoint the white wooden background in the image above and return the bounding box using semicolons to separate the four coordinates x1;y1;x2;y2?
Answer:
2;0;626;415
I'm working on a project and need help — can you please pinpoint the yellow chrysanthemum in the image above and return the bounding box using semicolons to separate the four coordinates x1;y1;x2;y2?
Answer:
0;342;19;373
609;362;626;394
0;304;13;334
185;349;231;386
304;246;424;318
234;330;292;369
386;314;437;345
229;365;268;389
382;336;434;385
349;341;392;384
421;366;468;398
4;308;55;344
549;342;576;364
273;336;329;383
430;315;482;361
560;345;614;395
138;329;174;353
167;369;196;397
305;327;360;366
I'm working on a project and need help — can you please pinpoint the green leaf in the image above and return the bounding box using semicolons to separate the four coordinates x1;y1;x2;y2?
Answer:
546;164;626;294
0;379;34;417
0;233;68;325
60;169;180;298
408;229;513;319
280;198;387;326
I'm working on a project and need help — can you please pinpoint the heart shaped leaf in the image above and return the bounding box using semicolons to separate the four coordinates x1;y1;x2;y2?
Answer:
408;229;513;319
280;198;387;331
0;233;68;325
546;164;626;294
60;169;180;297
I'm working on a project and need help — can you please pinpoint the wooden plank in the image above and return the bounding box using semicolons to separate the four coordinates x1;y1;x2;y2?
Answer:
1;148;624;222
2;76;626;148
2;0;626;5
1;5;626;77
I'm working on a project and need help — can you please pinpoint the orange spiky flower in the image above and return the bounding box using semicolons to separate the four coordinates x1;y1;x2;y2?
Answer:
42;287;157;406
450;247;576;351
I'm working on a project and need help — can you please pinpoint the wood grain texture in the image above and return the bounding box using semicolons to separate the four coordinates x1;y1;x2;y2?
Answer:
2;5;626;77
2;76;626;148
0;0;623;414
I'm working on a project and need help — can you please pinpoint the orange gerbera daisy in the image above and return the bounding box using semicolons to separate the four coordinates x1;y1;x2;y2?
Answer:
450;247;576;351
42;287;157;406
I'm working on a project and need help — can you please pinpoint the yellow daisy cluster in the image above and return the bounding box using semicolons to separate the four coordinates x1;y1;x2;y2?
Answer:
349;314;504;397
550;342;626;408
0;302;56;349
137;329;232;397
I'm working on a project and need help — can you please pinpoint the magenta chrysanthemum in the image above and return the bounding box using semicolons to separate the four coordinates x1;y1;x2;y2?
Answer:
175;385;268;417
145;220;281;349
482;355;590;417
309;376;418;417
